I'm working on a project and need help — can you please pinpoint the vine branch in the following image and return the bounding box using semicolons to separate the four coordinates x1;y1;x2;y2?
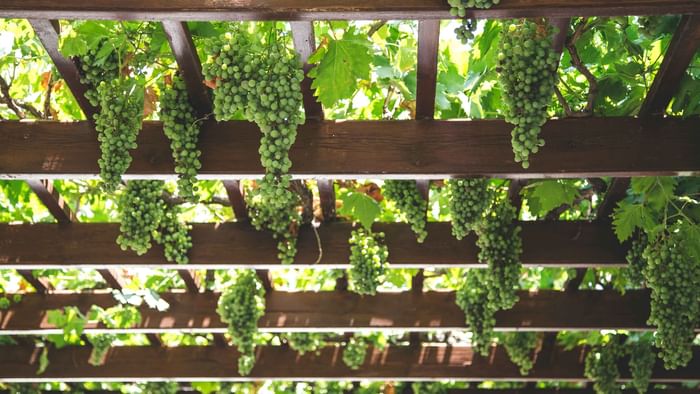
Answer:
558;18;599;117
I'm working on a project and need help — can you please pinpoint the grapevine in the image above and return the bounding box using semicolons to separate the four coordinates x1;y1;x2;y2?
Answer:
383;180;428;243
585;337;623;394
203;27;304;264
456;269;497;355
283;333;327;355
497;19;559;168
217;270;266;376
93;78;145;192
502;332;538;375
446;178;491;240
159;74;203;202
87;334;116;366
342;336;368;370
642;234;700;369
348;228;389;295
628;338;655;394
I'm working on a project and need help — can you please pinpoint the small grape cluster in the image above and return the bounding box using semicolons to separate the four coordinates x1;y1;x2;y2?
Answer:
446;178;491;240
455;19;477;44
283;333;327;355
456;269;497;355
117;180;192;264
159;74;202;202
342;336;369;370
625;232;648;287
585;338;624;394
628;339;655;394
87;334;116;366
497;19;559;168
642;235;700;369
216;270;266;376
447;0;499;15
502;332;538;375
348;228;389;295
203;29;305;264
383;180;428;243
94;79;145;192
77;39;120;107
137;382;180;394
411;382;448;394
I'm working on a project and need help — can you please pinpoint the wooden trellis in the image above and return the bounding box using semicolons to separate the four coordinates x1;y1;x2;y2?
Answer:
0;0;699;385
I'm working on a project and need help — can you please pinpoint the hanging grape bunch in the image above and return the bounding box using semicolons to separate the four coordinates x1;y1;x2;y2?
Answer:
585;338;624;394
383;180;428;243
447;0;498;43
203;28;305;264
497;19;559;168
155;204;192;265
456;269;497;355
446;178;490;240
77;39;120;107
348;228;389;295
342;336;369;370
625;232;648;287
159;74;202;202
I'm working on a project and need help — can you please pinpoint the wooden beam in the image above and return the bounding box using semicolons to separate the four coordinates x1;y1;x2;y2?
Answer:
0;290;676;334
161;21;212;116
25;180;74;224
0;221;624;269
1;344;698;382
3;1;699;21
639;15;700;117
3;118;700;180
317;180;336;221
291;21;323;120
415;20;440;120
15;270;49;294
222;180;248;221
27;19;97;119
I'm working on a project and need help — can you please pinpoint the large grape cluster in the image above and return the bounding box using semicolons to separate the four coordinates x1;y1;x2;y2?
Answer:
502;332;538;375
93;79;145;192
446;178;490;240
625;232;648;287
476;199;523;310
497;19;559;168
203;28;305;264
217;270;266;376
342;336;368;370
155;204;192;265
159;74;202;202
456;269;497;355
117;180;165;255
585;338;623;394
78;39;120;107
642;235;700;369
628;338;655;394
383;180;428;243
348;228;389;295
87;334;116;366
283;333;327;355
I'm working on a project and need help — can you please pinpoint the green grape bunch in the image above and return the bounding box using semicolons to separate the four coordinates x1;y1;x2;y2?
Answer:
93;78;145;192
246;183;301;264
117;180;165;255
446;178;490;240
87;334;116;366
497;19;559;168
283;333;327;355
217;270;266;376
383;180;428;243
625;232;648;287
348;228;389;295
447;0;499;16
642;235;700;369
342;337;369;370
502;332;538;376
159;74;202;202
155;204;192;265
585;338;624;394
77;39;120;107
456;269;497;355
628;338;655;394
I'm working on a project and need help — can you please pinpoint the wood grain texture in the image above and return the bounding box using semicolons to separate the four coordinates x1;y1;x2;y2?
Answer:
0;290;677;334
2;118;699;180
1;344;698;382
2;1;699;21
0;221;624;269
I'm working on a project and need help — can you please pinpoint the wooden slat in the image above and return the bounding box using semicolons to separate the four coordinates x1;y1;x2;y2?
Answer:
15;270;49;294
0;290;673;334
3;1;699;21
25;180;74;224
222;180;248;221
639;15;700;117
162;21;212;116
0;221;624;269
317;180;336;221
1;344;698;382
27;19;97;119
2;118;700;180
415;20;440;120
549;18;570;55
291;21;323;120
177;269;200;293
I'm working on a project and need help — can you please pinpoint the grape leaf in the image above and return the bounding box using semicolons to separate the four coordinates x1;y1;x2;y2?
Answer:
612;201;654;242
631;177;676;211
308;29;372;108
528;180;580;216
338;191;380;231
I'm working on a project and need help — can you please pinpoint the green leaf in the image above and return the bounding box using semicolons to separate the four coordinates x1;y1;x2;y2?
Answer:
309;29;372;107
37;346;49;375
59;35;88;58
528;180;580;216
338;191;380;231
631;177;676;211
612;201;654;242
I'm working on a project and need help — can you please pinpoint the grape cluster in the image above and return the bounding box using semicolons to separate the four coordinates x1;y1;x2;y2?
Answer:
455;19;477;44
77;39;120;107
137;382;180;394
93;79;145;192
456;269;496;355
625;232;648;287
476;199;523;310
411;382;447;394
628;339;655;394
585;338;623;394
117;180;192;264
283;333;327;355
502;332;538;375
497;19;559;168
87;334;116;366
203;29;305;264
383;180;428;243
342;336;368;370
117;180;165;255
447;0;499;15
642;235;700;369
348;228;389;295
159;74;202;202
216;270;266;376
446;178;490;240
